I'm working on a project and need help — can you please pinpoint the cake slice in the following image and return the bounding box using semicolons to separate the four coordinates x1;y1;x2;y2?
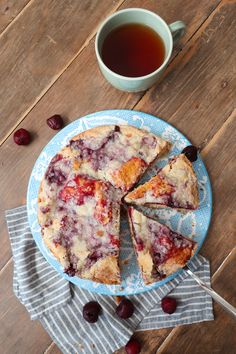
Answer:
39;172;121;284
128;207;197;284
125;154;199;211
69;125;170;192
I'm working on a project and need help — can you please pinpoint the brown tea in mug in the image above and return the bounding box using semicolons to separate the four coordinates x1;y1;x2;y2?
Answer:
101;23;165;77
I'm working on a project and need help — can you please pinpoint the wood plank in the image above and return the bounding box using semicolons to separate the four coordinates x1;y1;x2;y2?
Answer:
200;109;236;273
135;0;236;148
0;260;52;353
0;0;123;143
0;0;30;33
158;248;236;354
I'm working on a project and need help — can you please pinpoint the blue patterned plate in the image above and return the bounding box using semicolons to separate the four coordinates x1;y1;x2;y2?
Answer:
27;110;212;295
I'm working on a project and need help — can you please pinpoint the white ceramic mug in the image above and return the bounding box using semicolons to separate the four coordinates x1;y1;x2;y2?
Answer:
95;8;186;92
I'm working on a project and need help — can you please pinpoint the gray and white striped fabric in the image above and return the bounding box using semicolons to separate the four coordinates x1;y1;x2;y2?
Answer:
6;206;214;354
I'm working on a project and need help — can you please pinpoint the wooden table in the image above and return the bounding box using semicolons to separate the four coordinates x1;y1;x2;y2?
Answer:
0;1;235;353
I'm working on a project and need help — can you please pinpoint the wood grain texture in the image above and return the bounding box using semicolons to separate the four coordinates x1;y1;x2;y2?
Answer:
0;0;123;143
158;248;236;354
200;109;236;272
0;0;30;33
0;0;235;353
135;0;236;148
0;260;52;353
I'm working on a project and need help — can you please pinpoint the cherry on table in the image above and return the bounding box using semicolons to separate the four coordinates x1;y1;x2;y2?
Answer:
182;145;198;162
83;301;102;323
125;338;141;354
13;128;31;145
116;298;134;319
161;296;177;314
47;114;64;130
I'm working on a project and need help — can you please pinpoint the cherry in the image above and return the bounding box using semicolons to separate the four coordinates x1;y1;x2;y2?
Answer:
125;338;141;354
47;114;63;130
116;298;134;319
161;296;177;314
83;301;102;323
114;125;120;132
182;145;198;162
13;128;31;145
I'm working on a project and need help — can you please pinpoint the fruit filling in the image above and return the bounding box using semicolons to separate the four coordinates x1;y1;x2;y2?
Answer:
49;175;121;277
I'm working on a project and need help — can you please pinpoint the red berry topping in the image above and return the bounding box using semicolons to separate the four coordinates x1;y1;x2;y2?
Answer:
47;114;63;130
83;301;102;323
109;234;120;247
125;338;141;354
161;296;177;314
59;176;96;205
116;298;134;319
13;128;31;145
182;145;198;162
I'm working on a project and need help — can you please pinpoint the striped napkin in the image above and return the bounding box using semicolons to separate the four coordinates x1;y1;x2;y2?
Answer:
6;206;214;354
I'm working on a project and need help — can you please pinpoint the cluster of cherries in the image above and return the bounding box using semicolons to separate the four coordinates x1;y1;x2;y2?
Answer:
13;115;63;145
83;296;177;354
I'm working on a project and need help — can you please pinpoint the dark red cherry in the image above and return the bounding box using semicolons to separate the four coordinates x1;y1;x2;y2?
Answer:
161;297;177;314
13;128;31;145
116;298;134;319
83;301;102;323
182;145;198;162
47;115;63;130
125;338;141;354
114;125;120;132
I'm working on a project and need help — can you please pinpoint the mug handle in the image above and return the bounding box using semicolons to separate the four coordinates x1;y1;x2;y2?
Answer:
169;21;186;44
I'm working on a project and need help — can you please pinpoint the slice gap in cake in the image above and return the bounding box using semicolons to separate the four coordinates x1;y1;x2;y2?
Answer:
125;154;199;211
128;207;197;284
